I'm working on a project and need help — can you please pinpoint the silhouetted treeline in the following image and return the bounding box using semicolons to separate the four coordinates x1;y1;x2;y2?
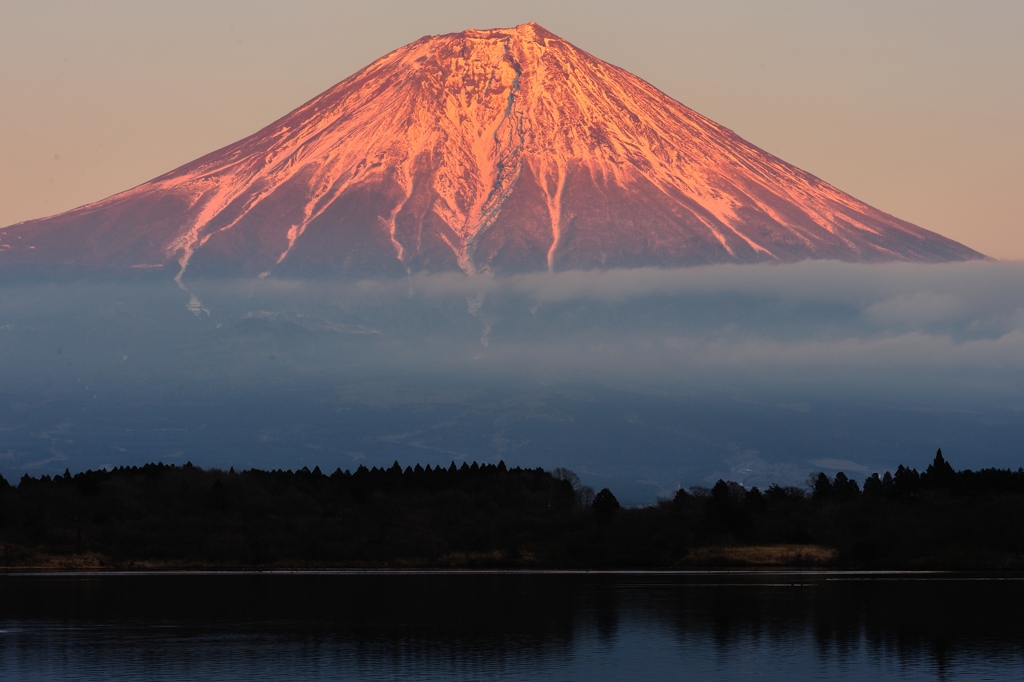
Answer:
1;450;1022;569
0;461;583;568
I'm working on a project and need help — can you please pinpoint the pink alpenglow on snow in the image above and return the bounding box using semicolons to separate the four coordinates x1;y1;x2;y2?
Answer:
0;23;985;280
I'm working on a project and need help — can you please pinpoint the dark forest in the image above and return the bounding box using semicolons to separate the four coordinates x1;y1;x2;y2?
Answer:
2;450;1022;570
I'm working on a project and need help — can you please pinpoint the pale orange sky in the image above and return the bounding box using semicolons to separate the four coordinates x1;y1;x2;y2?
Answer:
2;0;1021;259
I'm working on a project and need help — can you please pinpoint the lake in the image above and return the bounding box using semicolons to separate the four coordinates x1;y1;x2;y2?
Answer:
2;571;1023;680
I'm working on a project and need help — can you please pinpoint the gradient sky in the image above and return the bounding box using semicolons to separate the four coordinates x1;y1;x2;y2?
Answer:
2;0;1021;259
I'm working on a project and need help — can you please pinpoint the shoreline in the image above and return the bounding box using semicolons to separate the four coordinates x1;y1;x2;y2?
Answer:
2;567;1020;579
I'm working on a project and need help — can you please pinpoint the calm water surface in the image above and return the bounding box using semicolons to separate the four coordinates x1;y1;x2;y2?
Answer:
2;571;1022;680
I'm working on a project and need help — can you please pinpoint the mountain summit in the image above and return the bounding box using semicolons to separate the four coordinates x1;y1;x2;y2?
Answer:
0;23;984;279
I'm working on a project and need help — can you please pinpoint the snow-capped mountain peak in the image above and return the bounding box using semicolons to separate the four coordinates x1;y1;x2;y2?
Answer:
0;23;984;279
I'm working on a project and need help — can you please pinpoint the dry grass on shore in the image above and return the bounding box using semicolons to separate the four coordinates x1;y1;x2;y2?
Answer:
2;542;836;571
679;544;838;567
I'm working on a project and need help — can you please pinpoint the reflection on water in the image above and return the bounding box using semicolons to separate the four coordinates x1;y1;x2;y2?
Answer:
1;572;1023;680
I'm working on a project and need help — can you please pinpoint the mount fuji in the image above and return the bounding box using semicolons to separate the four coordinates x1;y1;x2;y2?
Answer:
0;23;984;281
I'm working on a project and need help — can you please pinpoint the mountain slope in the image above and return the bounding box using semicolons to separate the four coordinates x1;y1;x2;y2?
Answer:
0;23;984;279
